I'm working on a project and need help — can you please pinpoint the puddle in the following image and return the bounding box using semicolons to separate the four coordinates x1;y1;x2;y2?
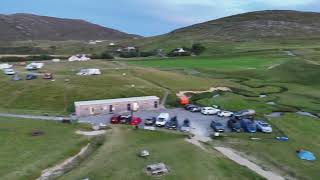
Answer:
296;111;319;119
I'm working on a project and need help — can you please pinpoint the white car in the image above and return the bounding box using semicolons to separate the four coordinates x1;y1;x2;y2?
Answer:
255;120;272;133
3;68;16;75
201;107;220;115
155;113;170;127
217;111;234;117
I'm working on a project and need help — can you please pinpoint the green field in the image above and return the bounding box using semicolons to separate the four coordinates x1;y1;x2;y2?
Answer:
127;55;289;70
0;117;88;179
60;126;263;180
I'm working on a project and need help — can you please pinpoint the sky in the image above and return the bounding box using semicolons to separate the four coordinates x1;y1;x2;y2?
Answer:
1;0;319;36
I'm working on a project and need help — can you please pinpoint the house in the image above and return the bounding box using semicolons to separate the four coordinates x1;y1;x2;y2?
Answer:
175;48;186;53
76;69;101;76
74;96;160;117
124;47;136;52
25;62;44;70
109;42;115;46
68;54;91;62
0;63;12;70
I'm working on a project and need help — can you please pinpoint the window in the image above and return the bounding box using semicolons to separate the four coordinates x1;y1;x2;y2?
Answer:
127;104;131;111
154;101;158;108
109;105;113;113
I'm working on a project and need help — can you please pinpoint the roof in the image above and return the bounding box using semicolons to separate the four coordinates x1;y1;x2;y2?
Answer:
75;96;159;106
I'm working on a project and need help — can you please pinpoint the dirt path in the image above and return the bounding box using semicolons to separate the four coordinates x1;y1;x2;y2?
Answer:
214;147;284;180
76;130;106;136
176;87;231;97
36;144;90;180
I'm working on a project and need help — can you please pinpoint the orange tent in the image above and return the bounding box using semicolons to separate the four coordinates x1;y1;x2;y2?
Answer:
179;96;189;105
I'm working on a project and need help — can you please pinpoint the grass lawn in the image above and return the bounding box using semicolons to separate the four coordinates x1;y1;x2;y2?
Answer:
126;55;289;70
60;126;263;180
0;117;88;179
214;114;320;180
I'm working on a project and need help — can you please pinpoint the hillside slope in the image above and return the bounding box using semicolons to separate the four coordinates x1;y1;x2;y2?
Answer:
171;10;320;41
0;13;139;41
128;10;320;51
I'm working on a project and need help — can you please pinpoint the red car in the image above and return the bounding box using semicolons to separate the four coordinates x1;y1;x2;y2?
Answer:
110;114;142;126
110;115;121;124
129;116;142;126
43;73;53;79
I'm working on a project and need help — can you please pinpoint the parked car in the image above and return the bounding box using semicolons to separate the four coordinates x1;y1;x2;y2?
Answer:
155;113;170;127
26;74;37;80
184;104;196;110
189;106;202;112
227;119;241;132
218;111;234;117
234;109;256;118
180;119;191;132
3;68;16;75
165;116;178;130
110;114;121;124
119;114;132;124
145;117;156;126
240;119;257;133
210;120;225;132
129;116;142;126
255;120;273;133
43;73;53;79
201;107;220;115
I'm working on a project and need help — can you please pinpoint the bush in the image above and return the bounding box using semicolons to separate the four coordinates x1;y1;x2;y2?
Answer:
120;51;139;58
191;43;206;55
140;51;155;57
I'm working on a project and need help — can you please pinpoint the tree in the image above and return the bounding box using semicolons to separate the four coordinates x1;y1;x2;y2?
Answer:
191;43;206;55
100;51;114;59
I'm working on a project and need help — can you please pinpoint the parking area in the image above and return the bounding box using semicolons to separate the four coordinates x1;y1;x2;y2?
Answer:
78;108;230;137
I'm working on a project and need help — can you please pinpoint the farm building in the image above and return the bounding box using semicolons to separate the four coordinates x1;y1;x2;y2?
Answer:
75;96;160;117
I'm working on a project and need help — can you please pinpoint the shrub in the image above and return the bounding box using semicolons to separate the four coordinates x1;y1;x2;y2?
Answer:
191;43;206;55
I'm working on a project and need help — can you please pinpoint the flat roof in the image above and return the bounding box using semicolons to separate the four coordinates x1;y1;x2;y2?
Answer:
75;96;159;106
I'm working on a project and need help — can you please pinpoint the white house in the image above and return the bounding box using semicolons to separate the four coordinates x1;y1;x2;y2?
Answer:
109;42;115;46
0;63;12;70
175;48;186;53
68;54;91;62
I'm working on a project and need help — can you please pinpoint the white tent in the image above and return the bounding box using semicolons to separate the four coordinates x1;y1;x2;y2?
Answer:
68;54;91;62
52;59;61;62
0;63;12;70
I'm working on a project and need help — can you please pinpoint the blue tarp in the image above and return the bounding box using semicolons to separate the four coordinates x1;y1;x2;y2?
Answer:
297;150;316;161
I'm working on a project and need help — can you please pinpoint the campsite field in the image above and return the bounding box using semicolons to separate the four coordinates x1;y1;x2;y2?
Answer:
60;126;263;180
0;117;88;179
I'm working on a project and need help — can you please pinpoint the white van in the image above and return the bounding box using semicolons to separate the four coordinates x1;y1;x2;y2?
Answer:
155;113;170;127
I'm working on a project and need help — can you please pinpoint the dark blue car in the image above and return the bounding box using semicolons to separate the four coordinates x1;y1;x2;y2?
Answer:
26;74;37;80
240;119;257;133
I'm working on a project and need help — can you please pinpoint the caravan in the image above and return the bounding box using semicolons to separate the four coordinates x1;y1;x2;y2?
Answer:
77;69;101;76
26;63;44;70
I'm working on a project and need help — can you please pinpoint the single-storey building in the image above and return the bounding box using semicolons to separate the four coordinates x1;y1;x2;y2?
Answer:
75;96;160;117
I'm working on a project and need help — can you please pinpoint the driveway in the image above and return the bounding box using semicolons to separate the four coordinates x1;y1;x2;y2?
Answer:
78;108;230;137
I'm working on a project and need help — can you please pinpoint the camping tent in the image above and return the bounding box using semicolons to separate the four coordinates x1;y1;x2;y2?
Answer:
77;69;101;76
68;54;91;62
12;74;21;81
297;150;316;161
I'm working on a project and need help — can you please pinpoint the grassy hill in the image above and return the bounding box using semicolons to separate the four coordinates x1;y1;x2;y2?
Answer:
123;10;320;54
0;13;140;41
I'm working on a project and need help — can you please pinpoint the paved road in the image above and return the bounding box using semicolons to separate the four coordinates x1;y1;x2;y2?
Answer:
79;108;230;137
0;113;68;121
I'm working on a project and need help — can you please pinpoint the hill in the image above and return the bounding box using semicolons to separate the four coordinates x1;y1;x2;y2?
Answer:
0;13;140;41
127;10;320;52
